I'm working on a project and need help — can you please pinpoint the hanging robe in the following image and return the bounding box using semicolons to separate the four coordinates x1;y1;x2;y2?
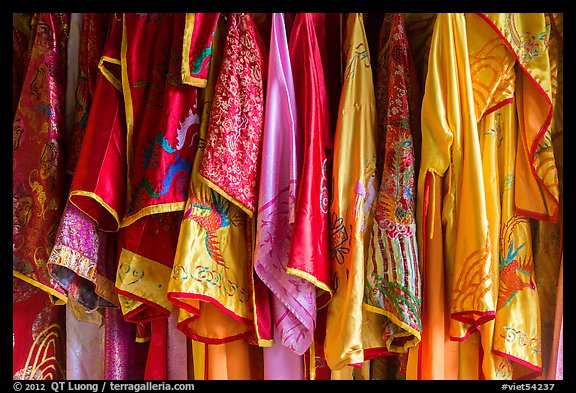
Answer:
325;12;386;371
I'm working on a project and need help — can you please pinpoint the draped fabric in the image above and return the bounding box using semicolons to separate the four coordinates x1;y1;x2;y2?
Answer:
66;13;112;176
47;202;118;311
416;13;495;380
167;309;189;380
13;13;34;117
65;301;104;380
13;12;71;303
364;12;422;356
12;12;563;383
68;14;126;233
103;308;147;380
64;13;82;147
167;14;256;343
46;12;118;314
413;13;562;380
198;12;268;216
254;12;315;362
181;13;221;88
325;12;383;370
13;279;66;380
547;255;562;380
12;18;70;382
408;171;459;380
287;13;333;302
479;14;559;223
418;13;495;344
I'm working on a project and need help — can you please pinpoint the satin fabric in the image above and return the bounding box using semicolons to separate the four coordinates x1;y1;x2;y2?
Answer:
547;255;562;380
287;13;333;304
120;13;199;226
189;335;264;380
13;278;66;380
465;13;528;380
168;14;254;343
478;14;559;223
254;12;316;360
263;328;304;380
13;13;71;303
325;12;384;370
533;14;563;380
181;13;221;88
167;308;189;380
418;14;496;348
471;13;561;380
364;12;422;355
416;13;495;380
68;15;126;233
66;13;112;175
408;172;459;380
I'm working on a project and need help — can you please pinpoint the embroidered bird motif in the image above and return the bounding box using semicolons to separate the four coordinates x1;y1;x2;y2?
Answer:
183;190;231;268
497;240;536;310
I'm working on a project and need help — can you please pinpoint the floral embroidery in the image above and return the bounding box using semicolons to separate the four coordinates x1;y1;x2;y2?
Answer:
505;13;550;64
329;212;351;266
198;13;267;215
365;14;422;350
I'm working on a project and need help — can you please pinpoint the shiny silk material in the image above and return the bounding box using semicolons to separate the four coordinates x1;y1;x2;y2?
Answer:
254;13;316;360
475;12;562;380
198;13;267;216
121;13;200;226
417;14;496;346
182;13;220;88
478;14;559;223
68;15;126;233
168;15;254;343
364;12;422;354
287;13;333;306
325;13;384;370
13;13;70;303
66;13;112;175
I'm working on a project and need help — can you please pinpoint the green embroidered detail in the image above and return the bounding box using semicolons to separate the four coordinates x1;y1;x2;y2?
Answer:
191;43;212;75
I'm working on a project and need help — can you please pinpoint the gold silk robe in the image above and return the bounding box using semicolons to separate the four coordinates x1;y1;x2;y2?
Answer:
325;12;385;371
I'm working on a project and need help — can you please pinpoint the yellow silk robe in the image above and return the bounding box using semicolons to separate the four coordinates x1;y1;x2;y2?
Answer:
415;13;560;380
325;12;385;371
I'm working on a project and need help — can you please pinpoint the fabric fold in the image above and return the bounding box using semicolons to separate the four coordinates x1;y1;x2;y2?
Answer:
254;12;315;359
